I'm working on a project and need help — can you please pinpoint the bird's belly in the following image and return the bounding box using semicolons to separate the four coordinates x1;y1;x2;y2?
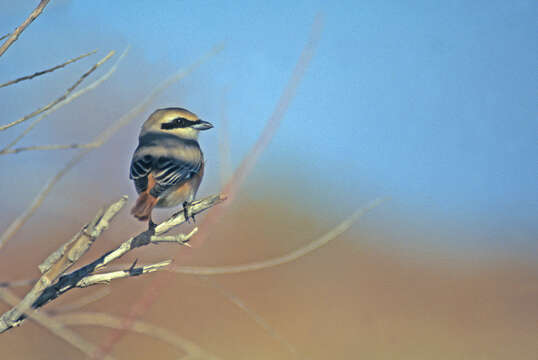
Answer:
156;181;194;208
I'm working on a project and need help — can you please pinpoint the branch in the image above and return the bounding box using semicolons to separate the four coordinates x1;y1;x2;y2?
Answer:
0;289;116;360
171;197;387;275
0;50;97;88
75;260;172;287
0;142;97;155
200;276;298;356
0;197;127;333
0;0;51;58
0;193;225;334
1;46;129;153
47;288;111;315
55;312;222;359
222;14;324;203
0;50;115;131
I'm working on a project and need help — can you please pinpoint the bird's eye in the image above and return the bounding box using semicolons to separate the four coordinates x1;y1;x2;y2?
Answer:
175;118;188;127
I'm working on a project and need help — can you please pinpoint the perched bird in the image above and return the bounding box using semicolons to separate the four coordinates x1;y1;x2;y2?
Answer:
129;107;213;224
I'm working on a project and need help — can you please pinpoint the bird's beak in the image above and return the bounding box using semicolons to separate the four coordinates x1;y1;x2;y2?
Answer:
191;120;213;131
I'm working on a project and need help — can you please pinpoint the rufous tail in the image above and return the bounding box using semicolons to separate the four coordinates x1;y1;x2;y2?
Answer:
131;192;158;221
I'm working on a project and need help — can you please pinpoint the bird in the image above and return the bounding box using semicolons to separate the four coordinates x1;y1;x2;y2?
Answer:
129;107;213;225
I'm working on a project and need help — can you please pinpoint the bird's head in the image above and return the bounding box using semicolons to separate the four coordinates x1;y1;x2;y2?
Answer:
142;107;213;140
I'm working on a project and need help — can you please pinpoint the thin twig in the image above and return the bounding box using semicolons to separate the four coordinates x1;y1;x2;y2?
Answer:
0;142;97;155
222;14;324;203
0;289;116;360
0;0;51;58
0;33;9;42
0;50;97;88
201;276;299;357
0;151;87;250
0;50;115;131
172;197;387;275
47;288;111;315
1;46;130;153
0;45;222;249
56;312;222;359
218;88;233;187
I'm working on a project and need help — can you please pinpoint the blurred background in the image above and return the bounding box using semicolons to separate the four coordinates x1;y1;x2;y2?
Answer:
0;1;536;359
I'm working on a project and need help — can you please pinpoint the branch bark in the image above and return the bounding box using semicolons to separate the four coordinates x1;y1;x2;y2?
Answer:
0;0;51;58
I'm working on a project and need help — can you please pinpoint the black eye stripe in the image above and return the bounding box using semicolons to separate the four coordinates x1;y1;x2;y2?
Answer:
161;117;201;130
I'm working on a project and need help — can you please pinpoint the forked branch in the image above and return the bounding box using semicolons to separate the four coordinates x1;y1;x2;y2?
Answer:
0;193;225;334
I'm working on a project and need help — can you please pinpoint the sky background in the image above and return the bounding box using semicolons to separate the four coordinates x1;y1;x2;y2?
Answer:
0;0;536;257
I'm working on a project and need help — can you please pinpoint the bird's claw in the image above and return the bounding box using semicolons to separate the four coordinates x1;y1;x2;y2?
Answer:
147;218;157;234
182;201;196;223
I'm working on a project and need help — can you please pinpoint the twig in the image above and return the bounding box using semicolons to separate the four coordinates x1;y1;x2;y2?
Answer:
1;46;129;153
200;276;299;357
171;197;386;275
76;260;172;287
0;194;225;333
56;312;222;359
0;288;116;360
0;50;115;131
222;14;324;203
0;151;87;250
0;197;127;333
0;0;51;58
0;142;97;155
0;33;9;42
0;50;97;88
218;88;233;187
0;44;222;249
47;288;111;314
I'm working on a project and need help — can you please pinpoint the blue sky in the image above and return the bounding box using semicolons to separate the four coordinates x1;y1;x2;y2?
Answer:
0;1;536;254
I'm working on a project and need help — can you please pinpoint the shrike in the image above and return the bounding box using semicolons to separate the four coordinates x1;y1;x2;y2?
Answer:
129;107;213;223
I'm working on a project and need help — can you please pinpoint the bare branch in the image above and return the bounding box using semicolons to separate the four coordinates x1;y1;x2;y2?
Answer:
0;45;222;249
0;197;127;333
0;289;116;359
222;15;324;203
76;260;172;288
0;142;97;155
172;197;387;275
0;50;115;132
0;0;51;58
0;50;97;88
218;89;233;187
155;194;226;235
56;312;222;359
1;46;130;153
0;194;225;333
47;288;111;315
200;276;299;357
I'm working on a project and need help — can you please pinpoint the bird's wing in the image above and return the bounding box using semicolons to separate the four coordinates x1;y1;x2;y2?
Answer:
153;156;201;186
130;154;152;179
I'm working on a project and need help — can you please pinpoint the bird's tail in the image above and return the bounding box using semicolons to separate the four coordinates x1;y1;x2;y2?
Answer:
131;192;158;221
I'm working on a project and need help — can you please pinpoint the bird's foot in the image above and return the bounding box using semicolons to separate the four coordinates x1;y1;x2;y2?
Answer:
147;217;157;234
183;201;196;223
